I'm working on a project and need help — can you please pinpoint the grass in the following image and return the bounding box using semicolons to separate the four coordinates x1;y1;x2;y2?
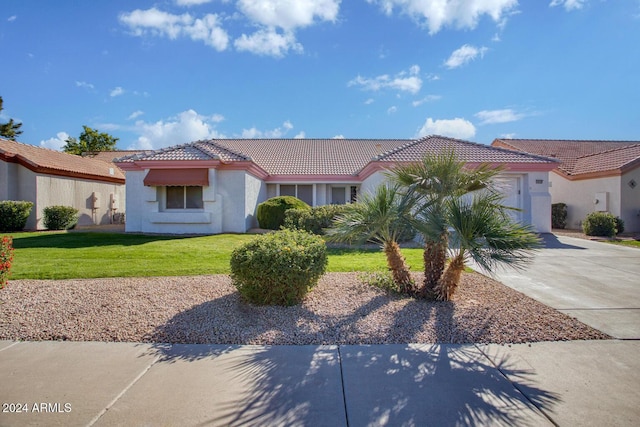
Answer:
3;232;425;280
607;239;640;248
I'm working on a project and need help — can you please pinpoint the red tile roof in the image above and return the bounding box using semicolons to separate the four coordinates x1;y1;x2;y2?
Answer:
378;135;555;165
0;138;125;183
117;136;557;177
491;139;640;178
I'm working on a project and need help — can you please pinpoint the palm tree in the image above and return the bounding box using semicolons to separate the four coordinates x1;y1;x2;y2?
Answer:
389;150;503;298
325;185;414;293
433;191;541;301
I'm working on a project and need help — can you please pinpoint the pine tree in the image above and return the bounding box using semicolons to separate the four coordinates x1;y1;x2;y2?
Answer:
0;97;24;140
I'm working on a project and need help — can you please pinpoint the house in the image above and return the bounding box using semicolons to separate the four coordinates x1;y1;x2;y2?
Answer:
491;139;640;233
115;135;558;235
0;138;126;230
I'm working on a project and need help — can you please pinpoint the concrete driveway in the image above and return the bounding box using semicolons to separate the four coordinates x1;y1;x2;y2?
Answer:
481;234;640;339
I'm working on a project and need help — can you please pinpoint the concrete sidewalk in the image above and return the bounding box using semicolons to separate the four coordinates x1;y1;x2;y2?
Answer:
1;339;639;426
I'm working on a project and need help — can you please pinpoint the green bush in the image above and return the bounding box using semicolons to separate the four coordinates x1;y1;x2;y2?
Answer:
284;204;348;235
551;203;567;229
0;200;34;232
43;206;79;230
615;216;625;234
257;196;310;230
230;229;327;306
582;212;617;237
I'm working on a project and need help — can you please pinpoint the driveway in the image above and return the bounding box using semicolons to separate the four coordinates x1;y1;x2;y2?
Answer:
479;234;640;339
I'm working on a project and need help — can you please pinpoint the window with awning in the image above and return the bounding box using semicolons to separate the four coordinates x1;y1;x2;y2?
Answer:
143;169;209;186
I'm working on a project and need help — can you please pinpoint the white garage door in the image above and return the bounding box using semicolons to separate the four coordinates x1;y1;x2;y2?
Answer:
499;176;523;223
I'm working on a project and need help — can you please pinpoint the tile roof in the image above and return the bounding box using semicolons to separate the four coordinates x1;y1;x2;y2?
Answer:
115;136;557;177
0;138;125;183
492;139;640;177
378;135;556;165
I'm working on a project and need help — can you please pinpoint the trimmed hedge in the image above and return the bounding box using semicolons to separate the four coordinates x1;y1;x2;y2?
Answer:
283;204;348;235
230;229;327;306
43;205;79;230
257;196;310;230
551;203;567;229
0;200;33;232
582;212;617;237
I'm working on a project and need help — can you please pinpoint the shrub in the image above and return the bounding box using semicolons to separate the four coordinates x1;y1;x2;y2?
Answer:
284;204;349;235
257;196;310;230
582;212;617;237
1;236;15;289
551;203;567;229
0;200;33;232
230;229;327;306
43;206;79;230
615;216;625;234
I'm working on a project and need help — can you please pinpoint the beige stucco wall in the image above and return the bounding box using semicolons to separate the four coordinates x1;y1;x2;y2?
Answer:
549;173;623;230
35;174;125;230
620;168;640;232
1;160;124;230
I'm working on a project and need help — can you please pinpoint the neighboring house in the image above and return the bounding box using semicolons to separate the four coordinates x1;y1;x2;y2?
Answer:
116;135;557;235
0;138;126;230
492;139;640;233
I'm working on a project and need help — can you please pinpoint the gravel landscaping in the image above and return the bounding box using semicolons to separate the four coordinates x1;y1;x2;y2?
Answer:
0;272;609;345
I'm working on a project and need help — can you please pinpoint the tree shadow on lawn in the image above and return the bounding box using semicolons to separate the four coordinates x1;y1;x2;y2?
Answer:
11;232;200;249
142;290;559;426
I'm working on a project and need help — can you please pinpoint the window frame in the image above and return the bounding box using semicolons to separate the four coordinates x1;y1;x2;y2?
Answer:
164;185;204;210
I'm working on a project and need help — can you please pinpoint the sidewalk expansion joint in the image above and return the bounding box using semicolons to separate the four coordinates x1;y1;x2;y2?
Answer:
474;344;559;427
86;354;161;427
0;341;19;353
337;346;350;427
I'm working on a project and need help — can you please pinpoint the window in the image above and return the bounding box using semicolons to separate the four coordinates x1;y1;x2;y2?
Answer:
166;186;203;209
278;184;313;205
331;187;346;204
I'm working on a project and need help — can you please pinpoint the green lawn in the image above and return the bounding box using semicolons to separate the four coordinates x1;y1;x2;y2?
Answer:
607;239;640;249
3;232;425;280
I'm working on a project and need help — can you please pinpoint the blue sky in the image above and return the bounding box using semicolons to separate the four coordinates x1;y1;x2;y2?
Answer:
1;0;638;151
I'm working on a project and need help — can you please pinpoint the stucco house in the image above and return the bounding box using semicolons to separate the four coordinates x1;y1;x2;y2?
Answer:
0;138;126;230
491;139;640;233
116;135;557;235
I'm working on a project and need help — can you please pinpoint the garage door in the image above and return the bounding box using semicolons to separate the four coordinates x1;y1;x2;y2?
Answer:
499;176;522;223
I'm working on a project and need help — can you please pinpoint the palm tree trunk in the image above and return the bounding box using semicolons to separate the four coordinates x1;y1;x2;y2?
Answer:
383;240;412;294
420;231;448;298
434;255;465;301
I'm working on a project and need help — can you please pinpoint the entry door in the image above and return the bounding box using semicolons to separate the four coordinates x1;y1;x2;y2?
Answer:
500;177;522;223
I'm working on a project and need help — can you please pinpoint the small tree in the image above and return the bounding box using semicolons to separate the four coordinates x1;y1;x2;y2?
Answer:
326;185;414;293
0;96;23;140
63;125;118;155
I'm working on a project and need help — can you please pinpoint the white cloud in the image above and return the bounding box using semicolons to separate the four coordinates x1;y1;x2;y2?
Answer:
475;108;524;124
237;0;340;31
387;106;398;114
110;87;125;97
129;109;226;150
416;117;476;139
75;81;94;90
500;132;517;139
240;121;295;138
234;28;302;57
444;44;488;69
8;15;17;22
364;98;375;105
367;0;518;35
549;0;586;11
412;95;442;107
176;0;212;6
294;131;306;139
128;110;144;120
348;65;422;94
119;8;229;51
332;135;345;139
40;132;70;151
211;113;225;123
